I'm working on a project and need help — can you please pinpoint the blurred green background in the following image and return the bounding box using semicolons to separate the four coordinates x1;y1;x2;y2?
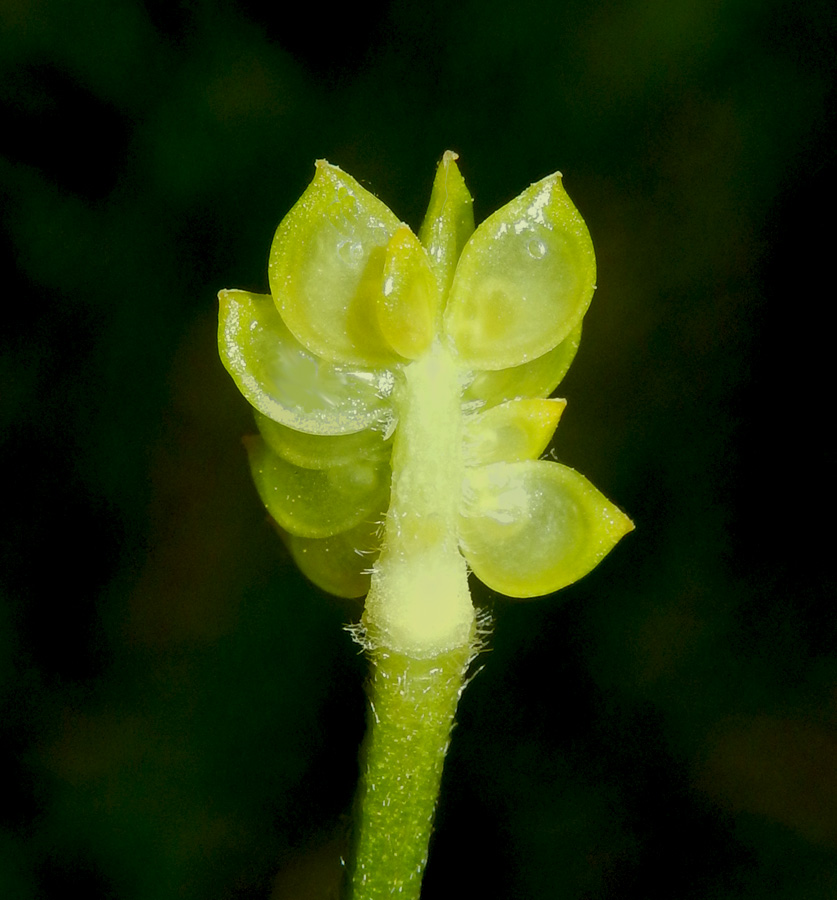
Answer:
1;0;835;897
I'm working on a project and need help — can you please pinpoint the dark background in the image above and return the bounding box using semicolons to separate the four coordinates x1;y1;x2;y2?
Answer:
2;0;835;897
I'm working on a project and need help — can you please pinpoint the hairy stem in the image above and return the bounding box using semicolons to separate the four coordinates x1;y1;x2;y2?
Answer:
347;341;477;897
346;645;472;899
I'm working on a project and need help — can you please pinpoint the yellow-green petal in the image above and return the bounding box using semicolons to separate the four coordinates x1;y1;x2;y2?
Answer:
377;226;439;360
463;398;565;467
444;174;595;370
255;411;392;470
459;460;633;598
418;150;475;301
463;322;581;409
286;519;382;599
218;289;391;436
247;436;390;539
269;160;403;367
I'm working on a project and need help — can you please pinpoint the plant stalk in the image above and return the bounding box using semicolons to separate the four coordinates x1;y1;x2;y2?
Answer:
345;341;477;897
345;644;472;899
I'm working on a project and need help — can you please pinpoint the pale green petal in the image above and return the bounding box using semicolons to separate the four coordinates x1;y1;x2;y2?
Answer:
377;226;440;360
255;411;392;470
463;322;581;409
269;160;403;366
463;398;565;466
247;436;390;538
444;174;595;370
459;460;633;598
418;150;475;300
286;519;382;599
218;289;392;435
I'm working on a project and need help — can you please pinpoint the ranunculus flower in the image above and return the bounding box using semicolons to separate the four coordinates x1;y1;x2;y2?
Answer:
219;153;632;613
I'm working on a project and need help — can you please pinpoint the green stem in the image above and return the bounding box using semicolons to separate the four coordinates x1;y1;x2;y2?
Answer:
346;644;472;899
346;342;478;896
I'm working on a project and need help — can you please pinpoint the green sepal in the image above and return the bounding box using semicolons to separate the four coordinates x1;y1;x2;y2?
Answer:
285;519;382;599
269;160;403;367
443;173;595;370
246;436;390;539
255;411;392;470
418;151;475;301
463;398;565;466
462;322;581;409
459;460;633;598
218;289;391;436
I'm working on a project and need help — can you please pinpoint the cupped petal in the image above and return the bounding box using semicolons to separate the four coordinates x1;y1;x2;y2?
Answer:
255;411;392;470
463;322;581;409
463;398;565;466
269;160;403;366
459;460;633;598
285;519;382;599
377;226;440;360
219;289;392;436
418;150;475;300
444;174;595;370
246;436;390;538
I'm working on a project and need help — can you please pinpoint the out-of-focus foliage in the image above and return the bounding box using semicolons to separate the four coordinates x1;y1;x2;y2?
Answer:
1;0;834;897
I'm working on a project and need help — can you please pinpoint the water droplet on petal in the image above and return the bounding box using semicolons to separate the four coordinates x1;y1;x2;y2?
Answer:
527;238;547;260
337;239;363;265
329;187;359;231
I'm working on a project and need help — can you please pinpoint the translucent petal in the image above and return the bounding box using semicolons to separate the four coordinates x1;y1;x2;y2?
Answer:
418;150;475;300
269;160;403;367
459;460;633;598
377;226;439;360
247;437;390;538
463;398;566;466
218;289;391;435
286;519;382;599
255;411;392;470
444;174;596;370
463;322;581;409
